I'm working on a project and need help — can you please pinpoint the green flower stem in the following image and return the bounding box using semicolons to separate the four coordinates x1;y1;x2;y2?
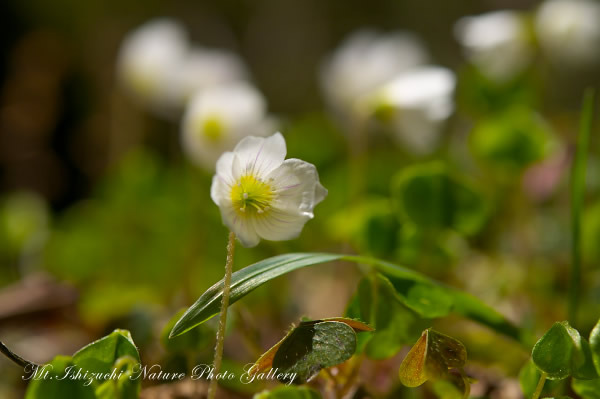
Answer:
0;341;39;370
569;89;595;327
531;372;547;399
207;231;236;399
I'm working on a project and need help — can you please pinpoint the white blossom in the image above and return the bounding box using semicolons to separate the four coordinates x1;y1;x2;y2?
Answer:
362;66;456;154
320;30;428;114
211;133;327;247
116;18;188;112
535;0;600;66
117;19;249;115
181;82;274;169
165;47;249;111
454;11;533;82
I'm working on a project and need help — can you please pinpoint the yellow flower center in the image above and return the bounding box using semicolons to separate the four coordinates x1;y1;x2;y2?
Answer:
199;115;224;142
230;175;274;215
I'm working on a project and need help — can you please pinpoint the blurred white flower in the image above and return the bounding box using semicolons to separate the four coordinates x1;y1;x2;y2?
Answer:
211;133;327;247
320;30;429;114
117;19;249;115
181;82;274;169
535;0;600;66
362;66;456;154
117;18;188;111
166;48;248;109
454;11;533;82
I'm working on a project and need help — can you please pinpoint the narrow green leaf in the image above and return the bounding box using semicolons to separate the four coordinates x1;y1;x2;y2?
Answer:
169;253;523;344
160;308;214;354
569;89;595;328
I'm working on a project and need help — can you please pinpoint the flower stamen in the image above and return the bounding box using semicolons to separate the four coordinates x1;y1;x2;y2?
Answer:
231;175;274;216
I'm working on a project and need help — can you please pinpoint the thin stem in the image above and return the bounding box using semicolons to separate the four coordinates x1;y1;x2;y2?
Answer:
568;89;595;327
0;341;39;369
531;372;547;399
207;231;236;399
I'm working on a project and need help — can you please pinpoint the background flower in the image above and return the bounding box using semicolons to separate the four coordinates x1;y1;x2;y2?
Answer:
180;82;274;169
319;30;428;116
454;10;533;82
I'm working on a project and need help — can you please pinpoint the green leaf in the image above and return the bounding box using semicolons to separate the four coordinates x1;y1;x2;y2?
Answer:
169;253;523;344
252;320;356;384
391;162;489;236
73;329;140;377
24;356;97;399
569;89;595;327
470;107;554;172
160;308;214;354
254;385;322;399
572;378;600;399
532;321;598;380
399;329;467;388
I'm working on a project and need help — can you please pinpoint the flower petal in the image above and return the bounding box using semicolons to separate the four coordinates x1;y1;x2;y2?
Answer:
251;209;310;241
268;159;328;216
218;204;261;247
232;132;287;178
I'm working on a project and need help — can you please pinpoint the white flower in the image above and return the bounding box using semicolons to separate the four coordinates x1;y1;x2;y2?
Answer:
454;11;533;82
165;47;249;110
181;82;274;169
117;19;249;115
535;0;600;66
362;66;456;154
117;18;188;112
211;133;327;247
320;30;428;114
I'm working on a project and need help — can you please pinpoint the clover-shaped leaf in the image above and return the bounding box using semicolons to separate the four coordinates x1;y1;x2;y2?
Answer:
250;319;368;384
399;328;468;391
532;321;598;380
391;162;489;236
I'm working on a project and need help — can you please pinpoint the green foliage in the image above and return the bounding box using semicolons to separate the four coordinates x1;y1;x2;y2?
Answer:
456;65;539;116
569;89;595;326
25;356;97;399
168;253;523;342
573;378;600;399
43;151;227;324
160;309;214;354
347;274;424;359
470;107;554;172
398;328;468;395
532;321;598;380
25;330;141;399
391;162;489;236
254;385;322;399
